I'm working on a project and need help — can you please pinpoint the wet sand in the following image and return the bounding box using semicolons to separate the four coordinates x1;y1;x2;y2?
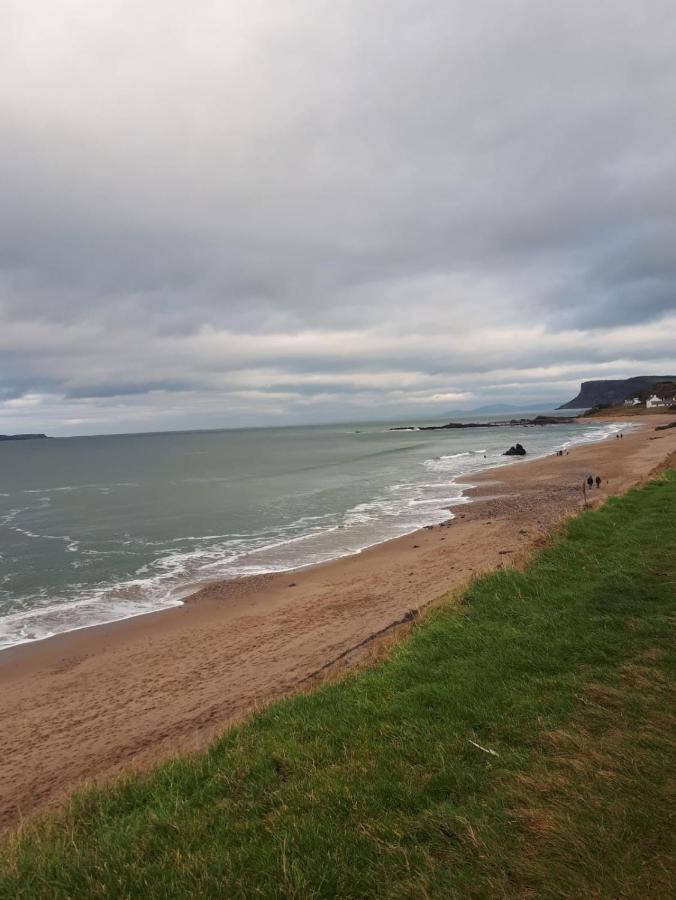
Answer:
1;416;674;832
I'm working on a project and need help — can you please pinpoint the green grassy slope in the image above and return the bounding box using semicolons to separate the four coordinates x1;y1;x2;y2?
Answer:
2;469;675;899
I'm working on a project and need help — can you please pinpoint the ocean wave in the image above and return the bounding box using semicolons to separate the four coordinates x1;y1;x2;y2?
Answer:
23;482;139;494
0;486;458;648
0;592;183;649
560;421;636;450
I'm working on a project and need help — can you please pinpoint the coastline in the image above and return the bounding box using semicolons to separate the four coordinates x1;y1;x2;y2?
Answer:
0;416;627;659
1;415;674;831
0;416;626;653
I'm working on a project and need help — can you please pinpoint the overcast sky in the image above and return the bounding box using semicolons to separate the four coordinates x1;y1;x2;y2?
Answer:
1;1;675;435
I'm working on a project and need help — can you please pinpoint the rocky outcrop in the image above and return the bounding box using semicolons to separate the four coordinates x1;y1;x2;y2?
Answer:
511;416;575;426
503;443;527;456
655;421;676;431
390;416;576;432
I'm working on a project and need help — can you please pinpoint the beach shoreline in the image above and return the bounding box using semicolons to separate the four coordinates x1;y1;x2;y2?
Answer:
1;415;674;832
0;417;624;660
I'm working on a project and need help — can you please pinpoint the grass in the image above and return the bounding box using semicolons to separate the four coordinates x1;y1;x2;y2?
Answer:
1;469;675;899
583;404;674;417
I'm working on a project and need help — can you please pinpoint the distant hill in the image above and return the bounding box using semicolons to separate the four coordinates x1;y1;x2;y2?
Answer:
0;433;49;442
558;377;676;410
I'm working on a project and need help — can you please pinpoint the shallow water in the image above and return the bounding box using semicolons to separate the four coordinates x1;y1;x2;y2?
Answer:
0;414;624;648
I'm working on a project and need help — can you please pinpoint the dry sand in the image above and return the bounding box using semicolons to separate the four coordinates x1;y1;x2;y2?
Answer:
1;416;675;832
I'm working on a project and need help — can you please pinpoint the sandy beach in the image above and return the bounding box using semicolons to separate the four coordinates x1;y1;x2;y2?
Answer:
1;415;674;832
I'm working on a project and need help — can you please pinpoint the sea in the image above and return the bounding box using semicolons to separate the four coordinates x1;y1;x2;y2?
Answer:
0;413;625;649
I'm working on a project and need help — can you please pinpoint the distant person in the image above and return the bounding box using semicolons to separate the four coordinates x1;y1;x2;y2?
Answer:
595;476;602;488
587;476;594;490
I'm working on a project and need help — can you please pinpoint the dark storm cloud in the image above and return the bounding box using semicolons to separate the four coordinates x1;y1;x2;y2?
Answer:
1;0;675;433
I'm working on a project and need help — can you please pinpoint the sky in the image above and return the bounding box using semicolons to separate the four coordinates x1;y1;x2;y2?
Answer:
1;1;675;435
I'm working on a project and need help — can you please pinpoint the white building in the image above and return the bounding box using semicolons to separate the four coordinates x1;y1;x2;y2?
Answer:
624;397;641;407
646;394;666;409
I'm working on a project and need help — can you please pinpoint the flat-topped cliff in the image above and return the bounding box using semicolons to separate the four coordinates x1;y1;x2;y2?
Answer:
559;376;676;409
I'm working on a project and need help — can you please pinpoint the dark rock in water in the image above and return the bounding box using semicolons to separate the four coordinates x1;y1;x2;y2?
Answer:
504;443;527;456
515;415;571;426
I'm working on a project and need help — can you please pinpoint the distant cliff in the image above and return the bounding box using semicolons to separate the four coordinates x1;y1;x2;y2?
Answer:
0;433;49;442
558;377;676;410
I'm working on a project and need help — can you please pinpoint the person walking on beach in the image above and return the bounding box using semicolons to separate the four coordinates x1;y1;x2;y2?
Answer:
595;476;602;489
587;475;594;490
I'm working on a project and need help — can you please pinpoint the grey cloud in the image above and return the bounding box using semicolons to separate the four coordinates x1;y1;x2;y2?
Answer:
63;381;196;400
1;0;675;433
